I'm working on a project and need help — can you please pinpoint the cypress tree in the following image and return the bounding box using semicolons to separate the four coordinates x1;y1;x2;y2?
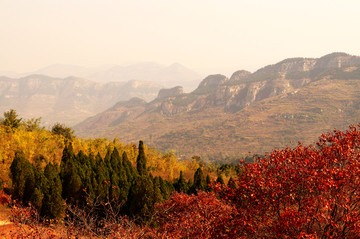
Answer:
153;176;164;204
61;143;75;165
127;175;154;222
41;163;65;219
190;168;205;194
175;171;187;193
31;170;48;212
228;177;236;189
10;151;36;202
136;141;147;176
110;147;122;172
216;175;225;185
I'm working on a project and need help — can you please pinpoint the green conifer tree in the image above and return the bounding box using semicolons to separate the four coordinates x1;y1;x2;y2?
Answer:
41;163;65;219
127;175;154;222
10;151;36;202
136;141;147;176
190;167;205;194
216;175;225;185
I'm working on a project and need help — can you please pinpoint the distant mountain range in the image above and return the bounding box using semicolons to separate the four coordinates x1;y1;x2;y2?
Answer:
1;62;202;92
74;52;360;161
0;75;162;126
0;62;202;126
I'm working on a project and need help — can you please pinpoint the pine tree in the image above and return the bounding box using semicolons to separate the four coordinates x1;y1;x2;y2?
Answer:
136;141;147;176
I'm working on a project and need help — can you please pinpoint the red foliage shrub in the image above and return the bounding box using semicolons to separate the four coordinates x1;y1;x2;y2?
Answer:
0;190;10;205
217;125;360;238
155;125;360;238
154;191;239;238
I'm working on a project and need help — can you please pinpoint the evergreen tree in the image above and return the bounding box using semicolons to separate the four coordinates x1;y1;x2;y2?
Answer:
136;141;147;176
153;176;164;204
122;151;137;182
190;168;205;194
10;151;36;202
216;175;225;185
30;169;48;212
51;122;74;140
174;171;188;193
61;143;75;165
227;177;236;189
127;175;154;222
41;162;65;219
61;160;82;201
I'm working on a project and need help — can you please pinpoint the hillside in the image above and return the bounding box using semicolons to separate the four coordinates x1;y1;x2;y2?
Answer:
74;53;360;160
0;75;162;126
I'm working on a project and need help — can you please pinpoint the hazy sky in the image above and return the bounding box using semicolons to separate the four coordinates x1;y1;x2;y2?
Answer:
1;0;359;76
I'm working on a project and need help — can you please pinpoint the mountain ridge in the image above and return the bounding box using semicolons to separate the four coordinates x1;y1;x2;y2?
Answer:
74;52;360;160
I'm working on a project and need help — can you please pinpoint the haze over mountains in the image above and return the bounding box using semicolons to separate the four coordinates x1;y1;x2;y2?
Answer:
0;75;163;126
74;53;360;160
1;62;202;92
0;62;202;126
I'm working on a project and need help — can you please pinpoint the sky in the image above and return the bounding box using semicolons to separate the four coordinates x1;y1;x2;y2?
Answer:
0;0;360;77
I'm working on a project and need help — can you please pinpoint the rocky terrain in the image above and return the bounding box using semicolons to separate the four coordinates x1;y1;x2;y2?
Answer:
75;53;360;160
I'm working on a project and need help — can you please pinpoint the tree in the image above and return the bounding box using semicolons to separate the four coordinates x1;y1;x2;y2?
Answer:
1;109;22;130
41;162;65;219
190;167;205;194
174;171;188;193
51;122;74;140
10;151;35;202
216;175;225;185
136;141;147;176
127;175;154;222
24;117;42;132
